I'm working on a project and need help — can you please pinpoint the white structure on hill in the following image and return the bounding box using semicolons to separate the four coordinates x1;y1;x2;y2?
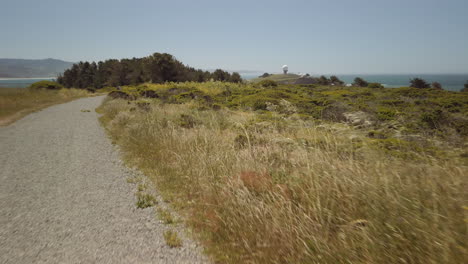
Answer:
282;65;288;74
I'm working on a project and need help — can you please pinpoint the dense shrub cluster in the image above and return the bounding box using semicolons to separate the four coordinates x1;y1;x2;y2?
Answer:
410;78;430;88
29;80;63;90
259;73;272;78
57;53;242;89
352;77;369;87
257;79;278;88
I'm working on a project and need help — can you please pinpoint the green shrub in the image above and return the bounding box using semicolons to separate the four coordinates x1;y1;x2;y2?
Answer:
163;230;182;247
368;82;384;88
420;109;446;129
370;138;423;160
353;77;369;87
29;80;64;90
367;130;389;139
157;208;177;224
410;78;430;89
136;192;157;208
431;82;443;90
258;79;278;88
376;107;396;121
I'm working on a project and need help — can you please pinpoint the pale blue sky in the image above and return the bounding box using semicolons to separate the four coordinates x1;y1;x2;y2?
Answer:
1;0;467;74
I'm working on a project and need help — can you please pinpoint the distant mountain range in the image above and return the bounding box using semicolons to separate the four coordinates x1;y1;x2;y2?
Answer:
0;58;73;78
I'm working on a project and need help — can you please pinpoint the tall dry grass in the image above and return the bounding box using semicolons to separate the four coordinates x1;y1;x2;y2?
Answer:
0;88;90;125
99;97;467;263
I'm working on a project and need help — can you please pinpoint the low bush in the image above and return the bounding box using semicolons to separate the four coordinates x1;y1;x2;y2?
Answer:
29;80;64;90
257;79;278;88
376;107;397;121
163;230;182;248
367;82;384;88
135;192;157;209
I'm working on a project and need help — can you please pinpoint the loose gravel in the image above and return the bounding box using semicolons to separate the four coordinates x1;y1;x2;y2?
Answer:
0;96;209;264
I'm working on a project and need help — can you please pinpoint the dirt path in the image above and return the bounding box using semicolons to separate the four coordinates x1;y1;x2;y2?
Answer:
0;96;208;263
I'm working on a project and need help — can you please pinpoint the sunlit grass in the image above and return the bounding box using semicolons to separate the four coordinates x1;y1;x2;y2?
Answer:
98;88;467;263
250;73;301;84
0;88;89;125
163;230;182;248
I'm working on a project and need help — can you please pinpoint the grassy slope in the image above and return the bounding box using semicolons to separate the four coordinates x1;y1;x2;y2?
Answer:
98;82;467;264
250;73;301;84
0;88;90;126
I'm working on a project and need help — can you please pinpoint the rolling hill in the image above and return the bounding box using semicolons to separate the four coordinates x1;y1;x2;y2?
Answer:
0;58;73;78
250;73;316;84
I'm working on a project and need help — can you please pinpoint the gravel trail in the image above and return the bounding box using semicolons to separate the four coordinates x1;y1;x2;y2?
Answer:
0;96;208;264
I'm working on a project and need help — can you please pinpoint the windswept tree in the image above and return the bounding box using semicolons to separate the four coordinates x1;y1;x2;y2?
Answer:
353;77;369;87
317;75;330;85
461;81;468;92
212;69;231;81
230;72;242;83
329;75;344;86
410;78;430;89
431;82;443;90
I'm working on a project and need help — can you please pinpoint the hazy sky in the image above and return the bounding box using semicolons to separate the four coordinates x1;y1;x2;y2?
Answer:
1;0;467;74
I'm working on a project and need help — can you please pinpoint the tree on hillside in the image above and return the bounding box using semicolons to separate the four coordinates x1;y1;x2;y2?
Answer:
317;75;330;85
57;52;239;88
230;72;242;83
410;78;430;89
260;73;271;78
212;69;231;81
148;53;180;83
58;64;78;87
81;62;97;88
330;75;344;86
353;77;369;87
431;82;443;90
194;69;210;82
461;81;468;92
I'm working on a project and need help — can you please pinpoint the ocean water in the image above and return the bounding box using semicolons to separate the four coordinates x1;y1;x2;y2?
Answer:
0;78;55;88
336;74;468;92
241;73;468;92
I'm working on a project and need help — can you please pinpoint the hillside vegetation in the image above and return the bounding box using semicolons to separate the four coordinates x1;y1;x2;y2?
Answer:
250;73;302;84
57;53;241;89
98;82;467;263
